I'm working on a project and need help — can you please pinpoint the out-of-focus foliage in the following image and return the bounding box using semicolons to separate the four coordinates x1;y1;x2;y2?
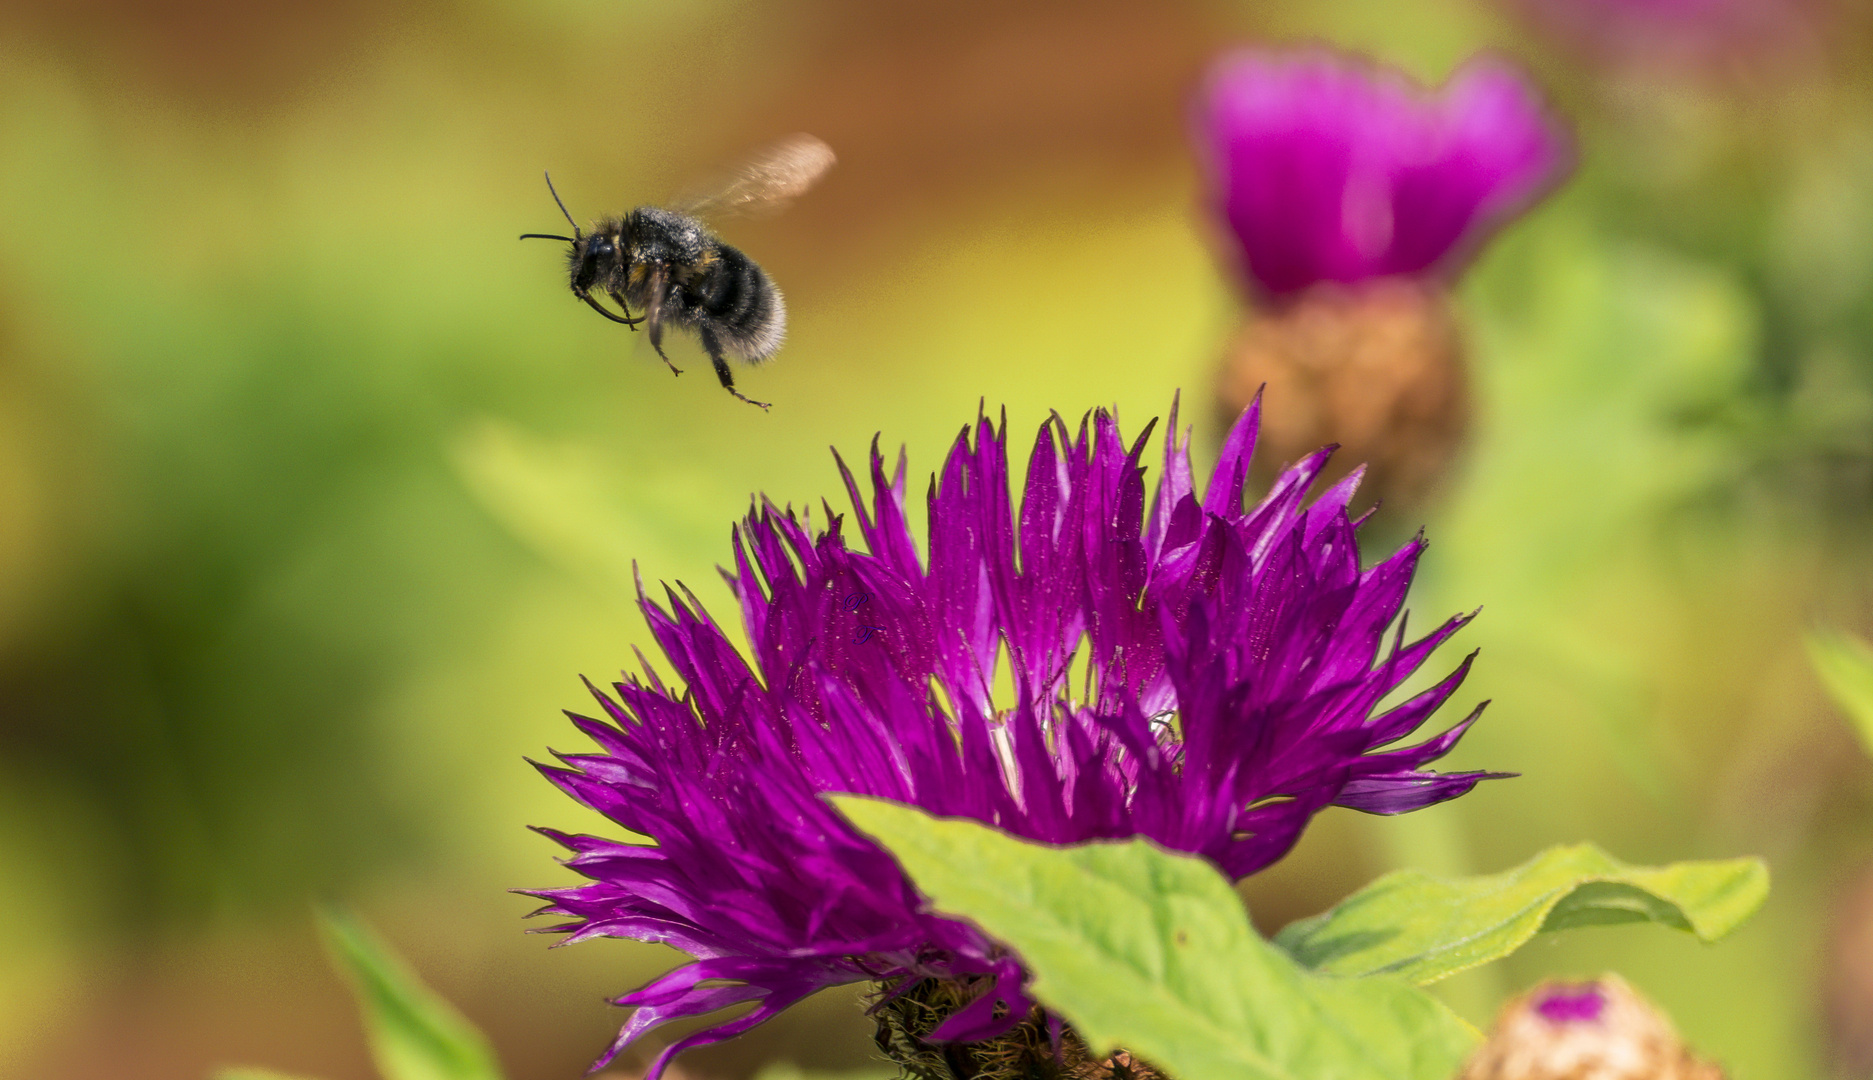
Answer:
220;910;508;1080
318;910;506;1080
1807;630;1873;756
1;0;1871;1078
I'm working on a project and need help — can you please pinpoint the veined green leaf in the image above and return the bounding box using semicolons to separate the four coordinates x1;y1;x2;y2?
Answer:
1275;843;1767;985
318;908;506;1080
1806;630;1873;758
832;795;1477;1080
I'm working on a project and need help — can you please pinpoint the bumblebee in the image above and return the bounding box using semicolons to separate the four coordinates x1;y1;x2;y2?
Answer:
521;134;835;410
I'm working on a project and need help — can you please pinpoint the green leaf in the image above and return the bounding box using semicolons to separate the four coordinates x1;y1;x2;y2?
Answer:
318;908;506;1080
1807;630;1873;758
832;795;1477;1080
1274;843;1768;985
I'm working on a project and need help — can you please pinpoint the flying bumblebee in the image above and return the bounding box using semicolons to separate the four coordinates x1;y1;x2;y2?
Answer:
521;134;836;410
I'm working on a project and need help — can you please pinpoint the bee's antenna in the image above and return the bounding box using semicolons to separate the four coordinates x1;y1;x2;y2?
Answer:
519;233;576;242
543;171;580;238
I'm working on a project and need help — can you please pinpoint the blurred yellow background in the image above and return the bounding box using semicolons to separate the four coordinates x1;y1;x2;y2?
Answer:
2;0;1871;1077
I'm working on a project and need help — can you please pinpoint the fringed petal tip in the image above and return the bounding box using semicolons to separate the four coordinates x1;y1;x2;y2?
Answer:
589;961;844;1080
1334;769;1517;814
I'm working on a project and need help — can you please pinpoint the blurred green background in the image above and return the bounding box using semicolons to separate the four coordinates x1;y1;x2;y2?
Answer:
3;0;1872;1077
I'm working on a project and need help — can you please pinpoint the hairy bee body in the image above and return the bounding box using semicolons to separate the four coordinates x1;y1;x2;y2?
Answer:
524;135;833;411
576;207;786;365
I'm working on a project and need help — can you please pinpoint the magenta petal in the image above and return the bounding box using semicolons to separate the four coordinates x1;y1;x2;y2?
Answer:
929;964;1036;1042
599;958;839;1079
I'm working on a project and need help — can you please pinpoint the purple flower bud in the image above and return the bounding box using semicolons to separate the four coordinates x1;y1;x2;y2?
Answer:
1461;975;1726;1079
1534;984;1608;1023
1195;49;1572;299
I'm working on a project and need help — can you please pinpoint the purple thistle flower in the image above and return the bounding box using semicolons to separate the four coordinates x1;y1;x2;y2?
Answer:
525;398;1501;1078
1196;49;1572;299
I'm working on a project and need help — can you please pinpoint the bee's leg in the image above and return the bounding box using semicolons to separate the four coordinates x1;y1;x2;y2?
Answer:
700;327;770;410
642;315;685;377
604;289;640;331
643;268;682;377
575;290;642;327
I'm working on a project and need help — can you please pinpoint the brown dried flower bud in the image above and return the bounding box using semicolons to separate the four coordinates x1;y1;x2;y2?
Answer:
1458;975;1726;1080
1213;279;1468;514
1823;862;1873;1079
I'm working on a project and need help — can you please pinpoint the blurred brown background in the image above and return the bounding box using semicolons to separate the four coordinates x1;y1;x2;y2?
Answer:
4;0;1873;1077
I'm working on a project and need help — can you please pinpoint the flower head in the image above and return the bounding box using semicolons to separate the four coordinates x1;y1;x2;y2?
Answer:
526;399;1499;1077
1196;49;1571;298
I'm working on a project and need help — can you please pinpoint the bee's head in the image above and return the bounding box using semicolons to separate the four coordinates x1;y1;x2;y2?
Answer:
571;233;615;291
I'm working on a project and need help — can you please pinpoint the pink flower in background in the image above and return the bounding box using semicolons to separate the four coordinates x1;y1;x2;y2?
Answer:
1196;50;1572;299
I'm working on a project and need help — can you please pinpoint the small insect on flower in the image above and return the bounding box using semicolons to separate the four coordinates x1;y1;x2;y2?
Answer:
521;134;835;410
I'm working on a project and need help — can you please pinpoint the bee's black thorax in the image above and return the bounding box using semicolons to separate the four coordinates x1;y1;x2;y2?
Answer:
623;206;710;266
560;205;786;368
565;207;783;363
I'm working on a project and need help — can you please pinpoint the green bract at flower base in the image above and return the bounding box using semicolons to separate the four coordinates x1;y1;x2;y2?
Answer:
833;796;1767;1080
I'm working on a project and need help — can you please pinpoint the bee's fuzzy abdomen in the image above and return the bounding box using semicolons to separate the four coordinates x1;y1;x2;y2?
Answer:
694;242;785;362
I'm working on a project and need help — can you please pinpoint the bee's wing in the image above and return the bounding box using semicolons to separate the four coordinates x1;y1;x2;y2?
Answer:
672;133;836;220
